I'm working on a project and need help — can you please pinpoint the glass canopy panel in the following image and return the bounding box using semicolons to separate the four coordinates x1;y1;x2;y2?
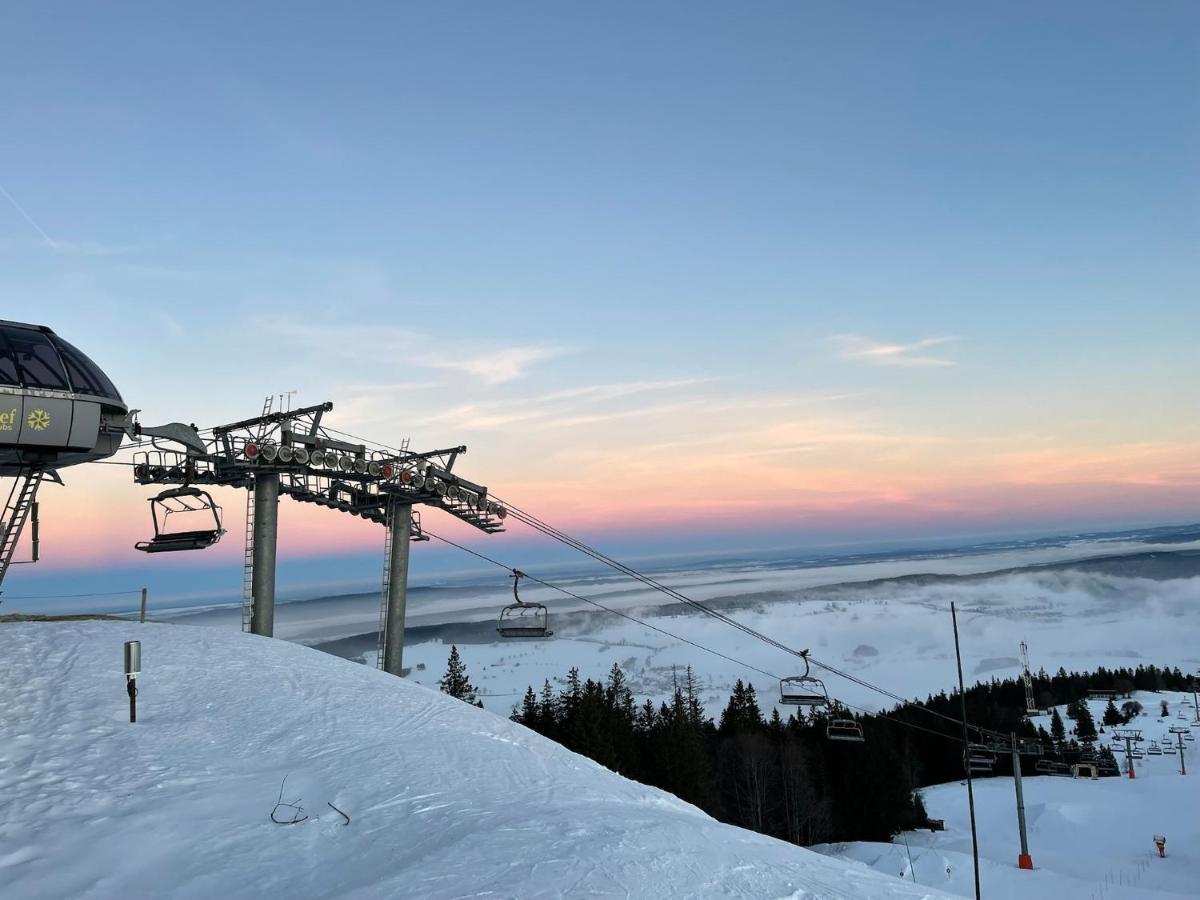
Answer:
50;335;123;402
1;326;69;390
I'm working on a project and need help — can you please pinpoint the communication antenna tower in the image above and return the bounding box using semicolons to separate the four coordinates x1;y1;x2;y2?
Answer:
1020;640;1037;715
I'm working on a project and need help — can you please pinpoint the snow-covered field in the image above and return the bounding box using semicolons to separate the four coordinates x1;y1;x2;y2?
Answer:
396;563;1200;721
816;723;1200;898
0;620;953;900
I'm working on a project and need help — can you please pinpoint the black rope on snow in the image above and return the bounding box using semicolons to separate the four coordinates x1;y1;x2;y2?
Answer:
326;802;351;825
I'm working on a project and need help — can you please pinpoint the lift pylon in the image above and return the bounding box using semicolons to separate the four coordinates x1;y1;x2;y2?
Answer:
132;400;505;669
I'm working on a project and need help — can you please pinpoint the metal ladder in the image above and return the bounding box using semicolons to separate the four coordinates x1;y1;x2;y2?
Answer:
0;468;45;592
376;498;396;668
241;483;255;632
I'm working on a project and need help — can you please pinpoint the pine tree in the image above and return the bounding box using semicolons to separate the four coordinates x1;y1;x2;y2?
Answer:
1102;699;1122;727
1160;699;1170;717
438;645;482;706
516;686;539;726
1050;708;1066;745
1075;702;1097;742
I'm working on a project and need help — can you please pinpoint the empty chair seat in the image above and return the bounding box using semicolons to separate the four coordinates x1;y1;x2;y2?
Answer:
496;570;552;639
135;486;224;554
136;530;222;553
826;719;865;743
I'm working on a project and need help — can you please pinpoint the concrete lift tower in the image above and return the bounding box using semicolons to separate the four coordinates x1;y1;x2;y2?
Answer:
130;399;506;675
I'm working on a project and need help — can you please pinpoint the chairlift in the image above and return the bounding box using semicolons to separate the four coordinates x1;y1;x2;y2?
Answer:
779;651;828;706
985;735;1012;754
1034;759;1054;774
496;570;552;638
826;719;865;743
1051;761;1072;776
1147;741;1162;756
964;743;995;774
135;486;224;553
1017;739;1044;757
1163;743;1176;755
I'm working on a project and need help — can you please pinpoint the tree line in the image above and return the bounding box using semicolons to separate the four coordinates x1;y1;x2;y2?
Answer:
436;646;1196;847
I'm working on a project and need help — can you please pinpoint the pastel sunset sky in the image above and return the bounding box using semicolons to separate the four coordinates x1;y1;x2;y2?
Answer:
3;3;1197;606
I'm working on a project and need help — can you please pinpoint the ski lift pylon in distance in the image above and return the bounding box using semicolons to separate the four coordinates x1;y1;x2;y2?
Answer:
496;569;553;638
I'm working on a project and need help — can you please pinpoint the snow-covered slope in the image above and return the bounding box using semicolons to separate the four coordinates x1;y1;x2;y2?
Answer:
816;751;1200;898
0;622;952;900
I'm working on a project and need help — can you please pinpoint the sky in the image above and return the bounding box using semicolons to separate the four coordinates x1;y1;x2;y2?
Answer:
2;2;1197;607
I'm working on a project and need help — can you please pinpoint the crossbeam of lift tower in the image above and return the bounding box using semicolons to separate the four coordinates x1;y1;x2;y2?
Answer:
130;399;506;675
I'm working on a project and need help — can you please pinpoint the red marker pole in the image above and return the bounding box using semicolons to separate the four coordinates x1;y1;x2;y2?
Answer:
1012;732;1033;870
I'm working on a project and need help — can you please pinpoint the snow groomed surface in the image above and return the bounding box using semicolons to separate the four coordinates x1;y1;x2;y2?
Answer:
0;621;952;899
816;708;1200;899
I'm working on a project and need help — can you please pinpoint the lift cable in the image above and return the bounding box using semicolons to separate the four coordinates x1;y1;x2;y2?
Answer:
486;496;1015;743
0;588;144;600
423;528;970;748
98;413;1016;744
423;529;780;681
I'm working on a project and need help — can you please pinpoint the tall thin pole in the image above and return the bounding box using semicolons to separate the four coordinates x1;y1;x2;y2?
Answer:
139;587;148;624
1179;732;1188;776
1011;731;1032;869
951;602;982;900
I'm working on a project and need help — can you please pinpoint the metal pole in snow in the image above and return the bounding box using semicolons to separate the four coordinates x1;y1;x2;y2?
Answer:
139;587;148;623
951;602;982;900
381;500;412;676
1012;731;1033;869
1179;732;1187;776
124;640;140;723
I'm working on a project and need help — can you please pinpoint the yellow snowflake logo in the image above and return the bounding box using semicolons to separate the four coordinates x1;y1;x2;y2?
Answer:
26;409;51;431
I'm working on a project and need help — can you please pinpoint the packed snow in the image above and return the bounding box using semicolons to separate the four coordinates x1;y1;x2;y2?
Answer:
815;695;1200;899
0;621;954;900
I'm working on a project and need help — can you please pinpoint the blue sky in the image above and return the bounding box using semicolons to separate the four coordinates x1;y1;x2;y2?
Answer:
2;3;1197;608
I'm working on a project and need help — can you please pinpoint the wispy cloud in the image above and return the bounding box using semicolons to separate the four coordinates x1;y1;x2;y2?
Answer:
259;317;565;385
412;377;715;431
830;334;958;368
416;345;569;385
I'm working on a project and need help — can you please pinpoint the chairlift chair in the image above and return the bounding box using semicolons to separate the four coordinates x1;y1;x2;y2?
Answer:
985;736;1012;754
496;570;552;638
1017;739;1044;757
826;719;865;743
1034;759;1054;774
135;486;224;553
964;743;995;774
779;652;828;706
1163;743;1176;755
